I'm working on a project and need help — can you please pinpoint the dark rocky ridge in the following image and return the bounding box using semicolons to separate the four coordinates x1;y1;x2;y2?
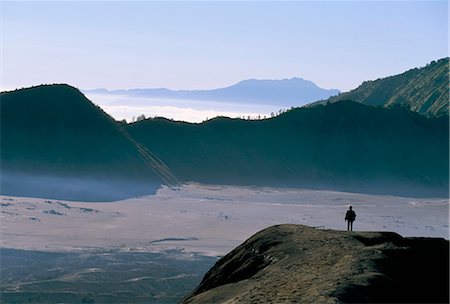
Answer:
182;225;449;303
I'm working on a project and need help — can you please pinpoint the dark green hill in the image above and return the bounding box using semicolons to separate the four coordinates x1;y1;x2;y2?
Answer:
127;101;449;197
312;58;449;117
0;84;175;201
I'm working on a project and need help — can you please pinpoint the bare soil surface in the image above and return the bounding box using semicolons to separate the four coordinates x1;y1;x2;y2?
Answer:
182;224;449;303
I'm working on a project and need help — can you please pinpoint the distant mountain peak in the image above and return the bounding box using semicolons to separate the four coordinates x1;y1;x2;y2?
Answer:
84;77;340;107
233;77;322;88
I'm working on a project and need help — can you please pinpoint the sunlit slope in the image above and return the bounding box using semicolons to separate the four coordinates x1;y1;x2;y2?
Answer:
127;101;449;196
313;58;449;117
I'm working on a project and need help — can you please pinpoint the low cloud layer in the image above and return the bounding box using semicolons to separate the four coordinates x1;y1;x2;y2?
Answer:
86;93;284;123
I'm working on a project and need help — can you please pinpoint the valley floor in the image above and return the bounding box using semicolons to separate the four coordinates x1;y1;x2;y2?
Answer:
1;183;448;256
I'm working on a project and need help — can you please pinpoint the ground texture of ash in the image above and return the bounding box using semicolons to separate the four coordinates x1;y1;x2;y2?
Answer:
1;183;448;256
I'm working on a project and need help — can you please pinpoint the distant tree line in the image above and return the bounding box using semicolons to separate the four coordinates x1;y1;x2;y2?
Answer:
126;106;300;124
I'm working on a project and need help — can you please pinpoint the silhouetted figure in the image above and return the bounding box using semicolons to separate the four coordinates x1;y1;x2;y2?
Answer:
345;205;356;231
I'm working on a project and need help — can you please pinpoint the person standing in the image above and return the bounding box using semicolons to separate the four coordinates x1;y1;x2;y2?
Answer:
345;205;356;231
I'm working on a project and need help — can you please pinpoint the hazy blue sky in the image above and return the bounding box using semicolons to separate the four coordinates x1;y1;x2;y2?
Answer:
1;1;448;92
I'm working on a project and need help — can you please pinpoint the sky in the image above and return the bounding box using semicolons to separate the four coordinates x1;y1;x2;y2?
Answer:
1;1;448;93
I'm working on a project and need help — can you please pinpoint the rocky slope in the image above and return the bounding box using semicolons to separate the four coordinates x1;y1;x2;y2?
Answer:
312;58;449;117
182;224;449;303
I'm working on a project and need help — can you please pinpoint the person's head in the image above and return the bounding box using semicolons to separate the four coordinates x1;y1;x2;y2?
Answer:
349;205;353;210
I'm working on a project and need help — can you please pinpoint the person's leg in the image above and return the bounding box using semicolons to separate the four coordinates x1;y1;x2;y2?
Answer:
350;221;353;231
347;221;350;231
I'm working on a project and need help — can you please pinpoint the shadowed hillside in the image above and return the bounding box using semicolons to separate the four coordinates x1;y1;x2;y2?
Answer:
127;101;449;197
182;224;449;303
0;84;176;201
312;58;449;117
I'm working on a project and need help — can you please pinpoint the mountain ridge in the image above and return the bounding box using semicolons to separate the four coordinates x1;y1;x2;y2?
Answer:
2;84;448;200
2;57;448;200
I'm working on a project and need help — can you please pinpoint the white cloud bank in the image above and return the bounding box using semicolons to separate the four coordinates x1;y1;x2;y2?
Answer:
86;93;285;123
